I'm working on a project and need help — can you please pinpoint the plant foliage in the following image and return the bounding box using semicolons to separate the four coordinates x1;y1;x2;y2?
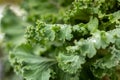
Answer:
1;0;120;80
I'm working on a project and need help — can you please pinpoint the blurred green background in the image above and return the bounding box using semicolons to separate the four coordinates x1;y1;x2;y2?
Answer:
0;1;23;80
0;0;21;4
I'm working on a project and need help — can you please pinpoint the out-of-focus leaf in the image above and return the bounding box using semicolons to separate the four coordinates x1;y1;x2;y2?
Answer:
10;43;56;80
1;7;26;48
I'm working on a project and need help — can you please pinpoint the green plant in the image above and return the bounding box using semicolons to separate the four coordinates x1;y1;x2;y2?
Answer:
3;0;120;80
0;0;73;80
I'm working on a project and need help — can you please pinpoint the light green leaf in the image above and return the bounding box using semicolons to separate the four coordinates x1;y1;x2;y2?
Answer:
57;53;85;74
68;39;97;58
91;47;120;78
10;43;56;80
109;11;120;23
44;26;55;41
26;22;73;44
93;55;119;69
87;17;98;33
92;31;108;49
58;25;73;41
115;38;120;49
